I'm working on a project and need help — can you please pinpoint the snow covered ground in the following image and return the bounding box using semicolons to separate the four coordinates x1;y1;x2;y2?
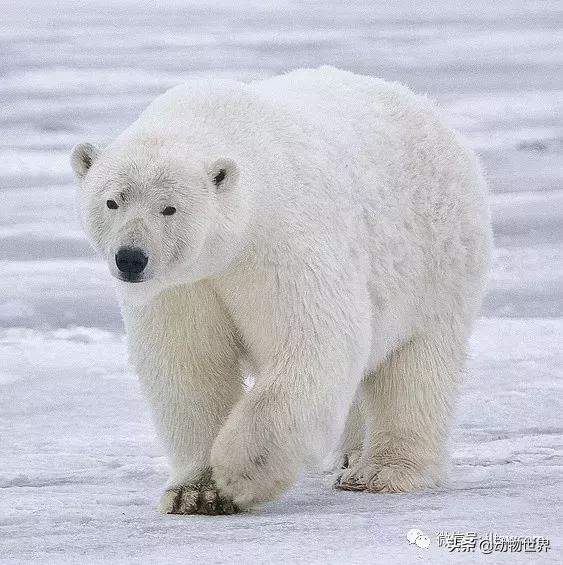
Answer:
0;1;561;563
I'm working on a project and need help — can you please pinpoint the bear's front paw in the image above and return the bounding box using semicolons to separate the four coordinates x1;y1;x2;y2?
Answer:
210;427;295;510
159;470;239;515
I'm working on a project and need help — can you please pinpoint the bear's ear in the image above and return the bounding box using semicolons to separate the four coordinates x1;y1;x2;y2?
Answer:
207;157;239;192
71;142;100;180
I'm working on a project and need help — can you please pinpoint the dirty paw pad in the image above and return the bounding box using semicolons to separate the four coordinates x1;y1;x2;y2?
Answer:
160;480;239;515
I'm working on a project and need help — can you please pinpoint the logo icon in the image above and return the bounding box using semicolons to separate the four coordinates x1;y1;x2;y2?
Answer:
407;528;431;549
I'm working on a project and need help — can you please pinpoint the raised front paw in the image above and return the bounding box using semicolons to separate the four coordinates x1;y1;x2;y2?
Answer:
159;470;239;515
210;423;297;510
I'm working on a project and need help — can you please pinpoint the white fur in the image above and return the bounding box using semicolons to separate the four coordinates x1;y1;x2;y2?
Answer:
72;67;492;513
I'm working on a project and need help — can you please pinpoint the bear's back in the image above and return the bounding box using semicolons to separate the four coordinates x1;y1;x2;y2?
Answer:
251;66;436;133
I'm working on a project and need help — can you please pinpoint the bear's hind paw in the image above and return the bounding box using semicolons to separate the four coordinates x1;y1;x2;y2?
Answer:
335;461;441;493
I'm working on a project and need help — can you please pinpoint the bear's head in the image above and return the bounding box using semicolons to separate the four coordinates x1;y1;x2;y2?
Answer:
71;139;248;298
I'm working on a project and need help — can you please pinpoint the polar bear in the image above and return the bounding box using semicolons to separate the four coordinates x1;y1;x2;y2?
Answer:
71;66;491;515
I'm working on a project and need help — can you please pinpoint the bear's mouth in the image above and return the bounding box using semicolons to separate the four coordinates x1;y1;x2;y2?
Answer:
116;272;146;284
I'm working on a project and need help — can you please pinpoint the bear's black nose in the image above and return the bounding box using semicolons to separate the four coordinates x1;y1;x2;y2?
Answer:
115;247;148;278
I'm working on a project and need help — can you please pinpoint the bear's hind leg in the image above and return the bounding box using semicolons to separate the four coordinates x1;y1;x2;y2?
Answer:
336;326;464;492
327;395;364;473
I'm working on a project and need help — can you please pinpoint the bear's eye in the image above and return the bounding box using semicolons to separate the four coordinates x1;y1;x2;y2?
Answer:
213;169;226;185
162;206;176;216
106;199;118;210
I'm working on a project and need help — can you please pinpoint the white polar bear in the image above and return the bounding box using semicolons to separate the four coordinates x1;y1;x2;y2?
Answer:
71;66;492;515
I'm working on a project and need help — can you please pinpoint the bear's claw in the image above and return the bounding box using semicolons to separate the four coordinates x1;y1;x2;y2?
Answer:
334;460;440;493
334;475;368;491
159;475;239;515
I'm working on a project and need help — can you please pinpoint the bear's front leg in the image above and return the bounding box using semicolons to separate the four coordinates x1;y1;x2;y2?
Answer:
122;283;244;515
211;268;371;509
210;381;304;509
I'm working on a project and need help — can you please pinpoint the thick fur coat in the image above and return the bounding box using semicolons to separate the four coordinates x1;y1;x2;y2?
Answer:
71;66;492;514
